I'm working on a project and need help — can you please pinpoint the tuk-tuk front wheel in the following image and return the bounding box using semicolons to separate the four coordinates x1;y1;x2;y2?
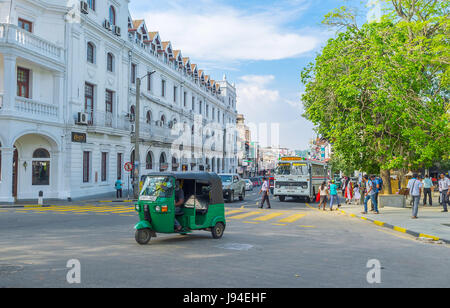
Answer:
135;229;152;245
212;222;225;239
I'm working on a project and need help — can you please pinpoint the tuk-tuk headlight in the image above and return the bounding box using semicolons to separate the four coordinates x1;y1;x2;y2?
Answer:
135;204;140;211
155;206;161;212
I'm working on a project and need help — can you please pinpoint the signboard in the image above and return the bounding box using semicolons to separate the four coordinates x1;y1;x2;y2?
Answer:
124;162;133;172
280;157;304;161
71;132;87;143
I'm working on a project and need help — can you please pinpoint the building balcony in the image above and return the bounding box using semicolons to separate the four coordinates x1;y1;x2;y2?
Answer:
0;24;64;64
0;95;60;123
79;111;130;135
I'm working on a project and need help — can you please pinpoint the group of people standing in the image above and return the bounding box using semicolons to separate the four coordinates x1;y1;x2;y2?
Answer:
317;175;382;213
407;173;449;219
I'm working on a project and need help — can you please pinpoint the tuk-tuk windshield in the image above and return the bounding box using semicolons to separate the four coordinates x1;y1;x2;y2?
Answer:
140;176;174;198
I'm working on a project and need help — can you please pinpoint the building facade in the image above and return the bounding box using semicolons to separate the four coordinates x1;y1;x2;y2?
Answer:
0;0;238;202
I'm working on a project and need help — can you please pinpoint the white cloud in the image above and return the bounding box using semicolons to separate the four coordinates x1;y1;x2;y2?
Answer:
135;0;320;64
236;75;314;149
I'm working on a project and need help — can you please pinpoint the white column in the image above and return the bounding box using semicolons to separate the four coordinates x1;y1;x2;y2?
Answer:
0;147;14;203
2;54;16;112
53;72;65;123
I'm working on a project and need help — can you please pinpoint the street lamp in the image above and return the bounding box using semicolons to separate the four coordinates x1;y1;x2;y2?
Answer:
133;70;156;200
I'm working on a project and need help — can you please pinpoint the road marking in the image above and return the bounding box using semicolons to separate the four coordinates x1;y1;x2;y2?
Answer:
228;211;262;220
299;225;316;228
278;214;306;223
252;212;284;222
225;210;245;216
243;221;260;224
271;223;288;226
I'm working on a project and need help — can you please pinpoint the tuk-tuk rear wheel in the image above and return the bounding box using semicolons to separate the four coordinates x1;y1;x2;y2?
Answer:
135;229;152;245
212;222;225;239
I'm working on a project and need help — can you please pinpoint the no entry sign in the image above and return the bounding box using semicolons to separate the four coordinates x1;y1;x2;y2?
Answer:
124;162;133;172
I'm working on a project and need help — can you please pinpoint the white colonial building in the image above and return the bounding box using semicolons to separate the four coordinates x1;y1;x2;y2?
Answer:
0;0;238;203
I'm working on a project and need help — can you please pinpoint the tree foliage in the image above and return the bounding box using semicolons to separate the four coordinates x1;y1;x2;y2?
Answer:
301;0;449;174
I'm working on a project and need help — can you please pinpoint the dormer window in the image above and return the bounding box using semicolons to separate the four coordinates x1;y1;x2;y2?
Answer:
87;0;95;11
109;6;116;25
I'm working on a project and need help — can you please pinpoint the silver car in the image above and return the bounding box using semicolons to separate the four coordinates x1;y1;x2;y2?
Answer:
244;179;253;191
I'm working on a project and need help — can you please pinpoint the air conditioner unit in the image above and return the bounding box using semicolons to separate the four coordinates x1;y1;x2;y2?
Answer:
80;1;89;14
77;112;89;125
114;26;121;36
103;19;111;31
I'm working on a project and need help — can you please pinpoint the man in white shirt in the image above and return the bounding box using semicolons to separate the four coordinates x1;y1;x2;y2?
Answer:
438;173;449;212
407;174;423;219
259;177;271;209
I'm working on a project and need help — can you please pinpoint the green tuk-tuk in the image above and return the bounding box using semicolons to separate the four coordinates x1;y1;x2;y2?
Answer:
134;172;226;245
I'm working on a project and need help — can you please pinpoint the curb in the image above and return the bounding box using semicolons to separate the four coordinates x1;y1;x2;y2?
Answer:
0;204;51;209
338;209;450;244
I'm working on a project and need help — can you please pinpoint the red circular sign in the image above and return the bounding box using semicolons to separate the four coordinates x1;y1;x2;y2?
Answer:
124;162;133;172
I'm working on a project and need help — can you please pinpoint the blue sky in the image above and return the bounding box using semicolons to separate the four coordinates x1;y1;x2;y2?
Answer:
129;0;370;150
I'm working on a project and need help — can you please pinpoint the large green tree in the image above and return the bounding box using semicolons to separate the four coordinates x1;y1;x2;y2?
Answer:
301;0;449;193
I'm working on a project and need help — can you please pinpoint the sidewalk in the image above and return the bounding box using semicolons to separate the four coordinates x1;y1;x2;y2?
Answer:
338;203;450;244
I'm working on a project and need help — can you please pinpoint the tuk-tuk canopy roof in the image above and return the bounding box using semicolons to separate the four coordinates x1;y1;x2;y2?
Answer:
141;172;224;204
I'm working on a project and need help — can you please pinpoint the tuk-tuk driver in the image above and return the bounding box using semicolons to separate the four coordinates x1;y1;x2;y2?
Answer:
174;180;185;232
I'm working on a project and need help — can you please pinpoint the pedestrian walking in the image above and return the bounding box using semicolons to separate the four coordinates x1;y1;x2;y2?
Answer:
353;184;361;205
115;178;123;199
329;180;341;211
422;175;433;206
407;174;423;219
438;174;449;212
362;175;379;214
345;180;353;204
259;177;271;209
318;182;329;211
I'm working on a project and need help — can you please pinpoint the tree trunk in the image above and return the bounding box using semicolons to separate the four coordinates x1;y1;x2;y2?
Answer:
380;169;392;195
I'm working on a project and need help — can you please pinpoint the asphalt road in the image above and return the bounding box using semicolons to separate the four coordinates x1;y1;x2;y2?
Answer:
0;188;449;288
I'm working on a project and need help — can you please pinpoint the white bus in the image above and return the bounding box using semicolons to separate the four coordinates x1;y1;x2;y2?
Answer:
273;157;329;202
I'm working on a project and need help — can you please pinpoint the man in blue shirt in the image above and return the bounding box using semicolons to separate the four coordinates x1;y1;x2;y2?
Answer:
362;175;379;214
329;180;341;211
422;175;433;206
115;178;123;199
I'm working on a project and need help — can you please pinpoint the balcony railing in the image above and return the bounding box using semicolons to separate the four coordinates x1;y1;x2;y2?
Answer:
85;111;130;132
0;24;64;63
14;96;59;120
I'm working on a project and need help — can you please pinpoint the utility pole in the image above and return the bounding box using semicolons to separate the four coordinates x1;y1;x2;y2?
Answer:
133;70;156;200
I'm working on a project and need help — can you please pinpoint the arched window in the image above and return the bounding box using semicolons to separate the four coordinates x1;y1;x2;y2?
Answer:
130;105;136;122
107;52;114;72
146;152;153;170
33;148;50;159
32;148;50;186
172;156;178;171
109;6;116;25
159;153;167;171
87;42;95;64
160;115;166;127
146;111;152;124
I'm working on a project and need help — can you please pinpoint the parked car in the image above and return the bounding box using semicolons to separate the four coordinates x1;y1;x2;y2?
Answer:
219;174;246;203
244;179;254;191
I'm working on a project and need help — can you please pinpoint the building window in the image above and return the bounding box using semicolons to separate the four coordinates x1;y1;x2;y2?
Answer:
87;42;95;64
146;111;152;124
161;80;166;97
101;152;108;182
105;90;113;113
17;67;30;98
117;153;122;180
83;151;90;183
109;6;116;25
131;63;137;84
32;149;50;186
173;86;177;102
130;105;136;122
160;115;166;127
192;97;195;111
18;18;32;32
147;72;152;92
146;152;153;170
87;0;95;10
184;92;187;107
107;53;114;72
85;83;94;125
199;101;202;114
